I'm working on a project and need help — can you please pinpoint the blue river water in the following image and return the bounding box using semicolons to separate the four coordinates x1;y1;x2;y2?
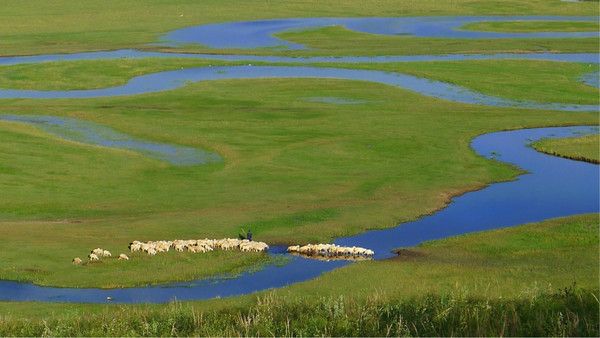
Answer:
161;16;599;49
0;65;596;112
0;126;597;303
0;115;221;166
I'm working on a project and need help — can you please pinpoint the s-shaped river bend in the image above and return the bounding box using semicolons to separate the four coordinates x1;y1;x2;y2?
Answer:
0;15;598;303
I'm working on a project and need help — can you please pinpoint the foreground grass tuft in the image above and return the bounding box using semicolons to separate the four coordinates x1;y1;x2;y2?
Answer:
1;287;597;336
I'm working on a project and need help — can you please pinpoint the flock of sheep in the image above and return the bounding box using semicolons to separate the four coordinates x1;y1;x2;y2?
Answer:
72;248;129;265
287;244;375;259
129;238;270;255
72;238;269;264
72;238;375;265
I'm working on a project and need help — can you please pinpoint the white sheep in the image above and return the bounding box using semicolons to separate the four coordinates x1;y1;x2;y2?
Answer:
88;253;99;261
102;250;112;257
72;257;82;265
287;243;374;259
118;253;129;261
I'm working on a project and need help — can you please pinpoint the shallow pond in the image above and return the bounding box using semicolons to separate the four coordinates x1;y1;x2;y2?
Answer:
0;115;221;166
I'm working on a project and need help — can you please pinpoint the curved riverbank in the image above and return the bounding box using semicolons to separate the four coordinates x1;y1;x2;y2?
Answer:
532;134;600;164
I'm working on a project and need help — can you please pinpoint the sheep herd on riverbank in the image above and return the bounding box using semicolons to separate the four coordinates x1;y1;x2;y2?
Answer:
129;238;269;255
72;238;375;265
287;244;375;259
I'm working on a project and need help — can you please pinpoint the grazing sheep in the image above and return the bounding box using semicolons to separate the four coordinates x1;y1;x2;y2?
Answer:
91;248;104;256
287;243;374;260
118;253;129;261
130;237;270;257
129;242;142;252
287;245;300;253
102;250;112;258
88;253;99;261
72;257;82;265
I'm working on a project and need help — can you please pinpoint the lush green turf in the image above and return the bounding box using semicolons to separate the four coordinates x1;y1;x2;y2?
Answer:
532;134;599;164
0;0;597;56
1;215;597;336
0;56;597;287
462;20;600;33
0;59;251;90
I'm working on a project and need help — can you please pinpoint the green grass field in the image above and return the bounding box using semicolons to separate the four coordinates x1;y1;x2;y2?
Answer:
0;0;598;335
462;20;600;32
1;215;597;336
532;134;599;163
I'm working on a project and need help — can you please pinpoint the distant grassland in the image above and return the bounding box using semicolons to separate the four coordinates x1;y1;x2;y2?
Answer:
0;0;598;56
0;214;597;336
272;26;599;56
462;20;600;32
532;134;599;163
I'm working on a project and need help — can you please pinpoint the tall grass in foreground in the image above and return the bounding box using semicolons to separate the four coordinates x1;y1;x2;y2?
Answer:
1;287;597;336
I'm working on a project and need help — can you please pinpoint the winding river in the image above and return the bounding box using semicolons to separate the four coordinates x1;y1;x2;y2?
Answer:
0;65;596;112
0;16;598;303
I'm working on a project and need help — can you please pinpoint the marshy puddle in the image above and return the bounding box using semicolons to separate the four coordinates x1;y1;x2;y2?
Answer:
581;71;600;88
0;115;221;166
